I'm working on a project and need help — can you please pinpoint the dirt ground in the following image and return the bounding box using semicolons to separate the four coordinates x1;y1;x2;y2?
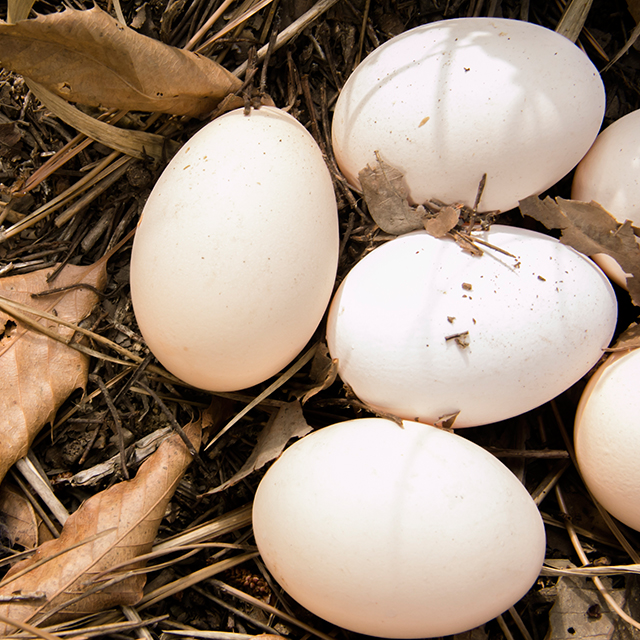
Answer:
1;0;640;639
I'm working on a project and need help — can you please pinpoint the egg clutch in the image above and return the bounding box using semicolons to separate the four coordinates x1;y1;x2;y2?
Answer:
129;16;631;640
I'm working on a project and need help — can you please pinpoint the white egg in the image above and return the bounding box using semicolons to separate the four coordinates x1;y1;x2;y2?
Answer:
332;17;604;213
574;348;640;532
326;226;617;427
572;109;640;288
253;417;546;638
130;107;339;391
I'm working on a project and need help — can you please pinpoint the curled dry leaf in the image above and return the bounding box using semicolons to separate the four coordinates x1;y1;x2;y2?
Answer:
358;154;460;237
423;205;461;239
28;80;170;162
0;6;242;117
205;401;312;495
0;483;55;549
0;259;108;486
519;195;640;305
296;341;339;405
358;155;426;235
0;421;202;634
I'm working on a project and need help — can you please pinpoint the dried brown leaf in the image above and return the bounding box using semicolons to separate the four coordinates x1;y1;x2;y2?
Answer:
298;342;339;404
0;483;54;549
205;401;311;495
0;259;108;486
28;81;169;161
0;6;242;117
519;195;640;305
0;421;201;633
358;154;426;235
423;205;461;238
359;154;462;237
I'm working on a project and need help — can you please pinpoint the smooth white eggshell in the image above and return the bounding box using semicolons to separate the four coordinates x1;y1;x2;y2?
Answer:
572;109;640;288
326;226;617;427
332;17;604;212
253;418;546;638
574;349;640;532
130;107;339;391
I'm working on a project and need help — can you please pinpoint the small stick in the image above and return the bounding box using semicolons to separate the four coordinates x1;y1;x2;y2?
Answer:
14;455;69;526
259;22;279;96
135;380;210;479
233;0;343;77
556;483;640;631
89;374;130;480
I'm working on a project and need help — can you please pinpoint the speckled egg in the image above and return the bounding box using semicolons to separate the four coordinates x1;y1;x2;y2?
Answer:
130;107;339;391
326;226;617;427
332;18;605;212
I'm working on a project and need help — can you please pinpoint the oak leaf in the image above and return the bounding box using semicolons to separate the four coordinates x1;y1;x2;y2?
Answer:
0;6;242;117
0;421;201;633
0;259;108;486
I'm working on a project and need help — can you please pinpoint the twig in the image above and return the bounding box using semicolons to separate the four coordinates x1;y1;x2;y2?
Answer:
484;447;570;458
551;400;640;563
137;552;260;610
233;0;343;76
0;613;64;640
0;151;121;243
89;374;130;480
54;155;132;227
354;0;371;68
193;585;279;635
495;614;516;640
0;530;115;590
211;579;337;640
542;564;640;577
153;504;253;551
186;0;272;52
555;483;640;631
204;343;318;452
508;606;534;640
14;455;70;526
9;470;60;539
49;614;169;638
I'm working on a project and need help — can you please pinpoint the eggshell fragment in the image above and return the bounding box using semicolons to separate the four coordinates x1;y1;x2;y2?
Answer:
253;417;546;638
574;349;640;532
326;226;617;427
572;109;640;288
332;17;605;213
130;107;339;391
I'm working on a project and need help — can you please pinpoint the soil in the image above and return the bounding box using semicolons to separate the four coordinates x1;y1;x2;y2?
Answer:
1;0;640;639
